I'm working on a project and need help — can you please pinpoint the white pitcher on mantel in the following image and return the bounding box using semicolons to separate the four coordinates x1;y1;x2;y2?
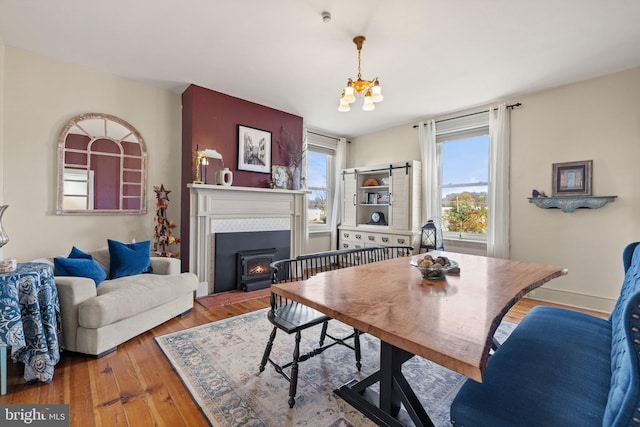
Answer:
216;168;233;186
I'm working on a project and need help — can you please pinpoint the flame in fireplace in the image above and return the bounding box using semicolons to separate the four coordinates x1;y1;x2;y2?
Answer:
249;264;268;275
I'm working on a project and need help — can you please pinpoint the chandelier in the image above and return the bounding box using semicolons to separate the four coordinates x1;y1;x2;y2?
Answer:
338;36;384;112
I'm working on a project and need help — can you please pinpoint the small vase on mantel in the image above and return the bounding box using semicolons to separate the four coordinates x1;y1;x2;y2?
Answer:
0;205;9;249
291;167;301;190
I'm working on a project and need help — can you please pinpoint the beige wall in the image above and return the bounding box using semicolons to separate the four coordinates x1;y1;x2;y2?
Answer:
347;123;420;168
348;67;640;312
1;46;182;261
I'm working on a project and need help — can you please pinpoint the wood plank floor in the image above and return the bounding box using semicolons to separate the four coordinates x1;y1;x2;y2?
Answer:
0;296;607;426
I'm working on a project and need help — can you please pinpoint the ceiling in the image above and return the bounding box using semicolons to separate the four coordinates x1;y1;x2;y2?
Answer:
1;0;639;138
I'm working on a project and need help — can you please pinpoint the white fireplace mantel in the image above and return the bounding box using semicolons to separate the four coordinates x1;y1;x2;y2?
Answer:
188;184;308;294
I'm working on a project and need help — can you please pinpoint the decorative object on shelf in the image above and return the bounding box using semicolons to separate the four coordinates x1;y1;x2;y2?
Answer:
528;196;617;213
291;167;301;190
363;177;379;186
216;168;233;186
420;219;444;253
368;211;387;225
194;146;224;184
238;124;271;173
552;160;592;196
271;165;291;189
0;205;8;249
338;35;383;112
377;191;389;204
153;185;180;257
531;189;547;198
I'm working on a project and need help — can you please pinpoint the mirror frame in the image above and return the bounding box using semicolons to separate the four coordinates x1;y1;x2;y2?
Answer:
57;113;148;215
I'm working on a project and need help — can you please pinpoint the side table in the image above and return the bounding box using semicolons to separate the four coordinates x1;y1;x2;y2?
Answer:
0;262;63;394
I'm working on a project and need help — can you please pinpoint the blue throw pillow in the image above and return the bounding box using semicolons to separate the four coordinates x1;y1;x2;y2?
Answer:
69;246;93;259
108;239;153;279
54;257;107;286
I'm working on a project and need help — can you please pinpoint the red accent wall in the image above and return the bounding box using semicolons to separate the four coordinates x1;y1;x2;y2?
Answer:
180;84;304;271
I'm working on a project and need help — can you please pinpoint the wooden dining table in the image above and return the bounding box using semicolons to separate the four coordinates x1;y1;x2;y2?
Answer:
270;251;567;427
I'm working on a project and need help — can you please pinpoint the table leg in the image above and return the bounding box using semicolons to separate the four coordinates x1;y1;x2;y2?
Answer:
1;345;6;395
334;341;435;427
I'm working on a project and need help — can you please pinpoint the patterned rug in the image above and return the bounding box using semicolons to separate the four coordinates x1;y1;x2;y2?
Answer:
155;309;516;427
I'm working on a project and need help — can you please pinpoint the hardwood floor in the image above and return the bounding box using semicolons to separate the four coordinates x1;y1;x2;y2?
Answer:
0;296;607;426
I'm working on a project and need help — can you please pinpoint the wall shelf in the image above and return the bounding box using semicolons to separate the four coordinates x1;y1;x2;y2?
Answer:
528;196;617;213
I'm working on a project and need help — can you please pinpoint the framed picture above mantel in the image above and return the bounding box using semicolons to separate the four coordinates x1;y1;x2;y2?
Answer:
552;160;592;197
237;124;271;173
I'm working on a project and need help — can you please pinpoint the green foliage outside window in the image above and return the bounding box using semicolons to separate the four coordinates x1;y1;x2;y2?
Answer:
442;192;488;234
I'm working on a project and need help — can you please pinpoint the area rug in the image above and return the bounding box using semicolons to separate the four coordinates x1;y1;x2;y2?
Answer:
155;309;516;427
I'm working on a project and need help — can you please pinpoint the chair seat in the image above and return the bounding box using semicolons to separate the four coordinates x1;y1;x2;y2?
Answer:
268;302;330;333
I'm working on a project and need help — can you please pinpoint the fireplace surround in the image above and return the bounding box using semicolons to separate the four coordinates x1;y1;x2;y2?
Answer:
214;230;290;293
188;184;307;294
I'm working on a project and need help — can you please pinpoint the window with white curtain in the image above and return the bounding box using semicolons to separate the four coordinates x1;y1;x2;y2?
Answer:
437;112;490;241
306;135;336;232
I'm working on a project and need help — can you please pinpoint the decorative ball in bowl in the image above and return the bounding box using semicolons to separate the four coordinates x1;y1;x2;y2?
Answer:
410;255;458;280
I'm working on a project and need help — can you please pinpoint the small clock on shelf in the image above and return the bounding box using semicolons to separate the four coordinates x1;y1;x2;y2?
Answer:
368;211;387;225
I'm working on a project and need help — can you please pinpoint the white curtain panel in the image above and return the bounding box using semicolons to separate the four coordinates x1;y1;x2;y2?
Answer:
330;138;347;250
487;103;511;259
418;120;439;224
301;134;310;254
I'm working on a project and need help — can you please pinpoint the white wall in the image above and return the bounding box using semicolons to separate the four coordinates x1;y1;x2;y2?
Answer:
347;123;420;168
1;47;182;261
348;67;640;312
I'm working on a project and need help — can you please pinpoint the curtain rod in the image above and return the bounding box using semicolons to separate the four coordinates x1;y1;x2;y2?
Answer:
412;102;522;128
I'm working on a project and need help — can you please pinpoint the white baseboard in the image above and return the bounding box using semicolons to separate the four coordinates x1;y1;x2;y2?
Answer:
526;287;615;314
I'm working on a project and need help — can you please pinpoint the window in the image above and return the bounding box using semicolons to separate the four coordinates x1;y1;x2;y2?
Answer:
437;113;489;240
306;134;337;231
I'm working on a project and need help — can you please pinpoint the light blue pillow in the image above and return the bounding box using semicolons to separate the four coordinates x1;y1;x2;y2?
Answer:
108;239;153;279
54;257;107;286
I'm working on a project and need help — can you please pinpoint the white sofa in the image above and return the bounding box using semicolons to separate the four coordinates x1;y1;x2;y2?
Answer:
53;247;198;357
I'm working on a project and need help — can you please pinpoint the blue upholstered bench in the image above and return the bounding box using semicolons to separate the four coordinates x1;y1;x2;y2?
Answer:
450;242;640;427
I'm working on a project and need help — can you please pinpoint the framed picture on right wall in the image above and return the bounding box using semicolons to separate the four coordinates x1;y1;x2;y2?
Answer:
552;160;592;196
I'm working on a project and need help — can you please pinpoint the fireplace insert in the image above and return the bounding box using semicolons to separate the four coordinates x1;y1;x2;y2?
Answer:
237;248;277;292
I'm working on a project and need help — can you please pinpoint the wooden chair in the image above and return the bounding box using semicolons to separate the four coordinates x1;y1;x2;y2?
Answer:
259;245;413;407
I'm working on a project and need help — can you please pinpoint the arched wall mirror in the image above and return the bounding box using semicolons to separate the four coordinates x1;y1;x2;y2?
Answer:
57;113;148;215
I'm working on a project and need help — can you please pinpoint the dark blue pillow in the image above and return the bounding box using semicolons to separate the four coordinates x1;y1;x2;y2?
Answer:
54;257;107;286
69;246;93;259
108;239;153;279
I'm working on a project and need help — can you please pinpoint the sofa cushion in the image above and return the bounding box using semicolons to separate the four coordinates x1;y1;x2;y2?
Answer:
108;239;153;279
450;306;612;427
78;272;197;329
54;247;107;286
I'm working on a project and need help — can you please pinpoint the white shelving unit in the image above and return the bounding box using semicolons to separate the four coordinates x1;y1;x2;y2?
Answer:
339;160;421;251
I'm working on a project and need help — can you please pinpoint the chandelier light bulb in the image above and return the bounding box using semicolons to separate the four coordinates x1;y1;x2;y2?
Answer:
362;91;375;111
343;82;356;103
371;80;384;103
338;98;351;112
